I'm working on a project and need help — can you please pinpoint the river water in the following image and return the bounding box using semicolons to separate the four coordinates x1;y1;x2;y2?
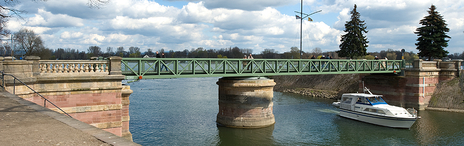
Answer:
128;77;464;146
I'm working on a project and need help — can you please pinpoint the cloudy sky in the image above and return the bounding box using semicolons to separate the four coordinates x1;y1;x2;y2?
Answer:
5;0;464;54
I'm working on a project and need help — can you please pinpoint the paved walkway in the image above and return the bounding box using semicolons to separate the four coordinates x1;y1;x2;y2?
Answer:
0;90;140;146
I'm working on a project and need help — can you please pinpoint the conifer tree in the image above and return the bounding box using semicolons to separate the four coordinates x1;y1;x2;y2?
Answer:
415;5;450;60
337;4;369;59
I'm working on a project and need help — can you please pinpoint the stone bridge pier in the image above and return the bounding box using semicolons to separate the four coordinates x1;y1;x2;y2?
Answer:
216;77;276;128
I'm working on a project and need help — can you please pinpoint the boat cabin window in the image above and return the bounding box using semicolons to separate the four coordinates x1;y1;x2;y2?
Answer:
342;97;352;104
364;108;386;114
356;97;370;105
366;96;387;105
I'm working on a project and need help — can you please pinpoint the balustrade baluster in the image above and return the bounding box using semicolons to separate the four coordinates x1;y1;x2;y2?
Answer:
47;64;52;73
98;63;103;72
80;63;85;73
90;63;94;72
40;64;45;73
76;64;81;73
52;64;57;73
100;63;105;72
58;64;63;73
70;64;75;73
64;64;69;73
105;64;108;73
72;64;77;73
84;64;89;72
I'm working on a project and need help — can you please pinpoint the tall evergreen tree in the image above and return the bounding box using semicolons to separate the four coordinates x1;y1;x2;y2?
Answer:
414;5;450;60
337;4;369;59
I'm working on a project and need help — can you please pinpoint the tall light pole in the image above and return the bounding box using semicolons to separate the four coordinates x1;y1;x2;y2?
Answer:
295;0;321;59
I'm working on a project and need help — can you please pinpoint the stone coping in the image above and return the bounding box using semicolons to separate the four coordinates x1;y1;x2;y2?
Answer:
36;75;125;82
3;91;140;146
425;107;464;113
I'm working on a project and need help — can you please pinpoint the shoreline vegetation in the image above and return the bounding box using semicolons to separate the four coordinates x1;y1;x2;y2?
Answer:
272;73;464;112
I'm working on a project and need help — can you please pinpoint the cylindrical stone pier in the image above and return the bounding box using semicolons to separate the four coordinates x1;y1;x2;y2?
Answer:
216;77;276;128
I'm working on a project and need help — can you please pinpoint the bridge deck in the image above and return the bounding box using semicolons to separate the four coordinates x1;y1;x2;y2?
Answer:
121;58;404;79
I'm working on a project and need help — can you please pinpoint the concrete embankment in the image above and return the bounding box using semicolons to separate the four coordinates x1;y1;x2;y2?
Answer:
0;90;140;146
271;74;361;100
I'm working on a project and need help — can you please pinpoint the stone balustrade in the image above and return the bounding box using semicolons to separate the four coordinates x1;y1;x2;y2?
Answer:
39;60;108;74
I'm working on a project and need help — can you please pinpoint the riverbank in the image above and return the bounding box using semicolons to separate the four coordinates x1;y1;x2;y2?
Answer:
271;74;361;100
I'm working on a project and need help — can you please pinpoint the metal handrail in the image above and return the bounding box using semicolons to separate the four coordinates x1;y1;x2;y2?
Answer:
0;71;72;118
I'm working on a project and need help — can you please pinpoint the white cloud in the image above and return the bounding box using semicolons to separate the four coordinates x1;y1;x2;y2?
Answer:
172;0;299;11
333;8;350;29
60;31;83;39
178;2;213;23
82;34;105;45
5;0;463;54
26;9;85;27
105;33;130;43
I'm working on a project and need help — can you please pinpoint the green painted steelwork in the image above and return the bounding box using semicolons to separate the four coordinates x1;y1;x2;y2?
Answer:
121;58;404;80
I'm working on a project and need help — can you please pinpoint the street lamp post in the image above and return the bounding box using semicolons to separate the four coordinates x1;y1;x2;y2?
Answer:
295;0;321;59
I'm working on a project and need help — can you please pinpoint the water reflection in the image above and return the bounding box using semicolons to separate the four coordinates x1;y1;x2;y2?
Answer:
414;111;464;145
333;116;415;145
216;125;275;146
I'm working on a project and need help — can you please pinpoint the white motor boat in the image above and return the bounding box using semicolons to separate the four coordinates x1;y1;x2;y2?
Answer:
332;87;418;129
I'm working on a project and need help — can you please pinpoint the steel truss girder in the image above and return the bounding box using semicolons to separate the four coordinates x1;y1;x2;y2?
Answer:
121;58;403;79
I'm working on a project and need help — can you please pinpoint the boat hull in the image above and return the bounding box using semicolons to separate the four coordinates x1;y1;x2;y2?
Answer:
339;109;416;129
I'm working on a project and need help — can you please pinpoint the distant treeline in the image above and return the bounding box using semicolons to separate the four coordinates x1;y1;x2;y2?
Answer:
1;45;463;62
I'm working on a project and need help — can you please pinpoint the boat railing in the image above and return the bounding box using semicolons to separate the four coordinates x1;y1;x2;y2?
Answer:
407;108;418;118
363;87;373;95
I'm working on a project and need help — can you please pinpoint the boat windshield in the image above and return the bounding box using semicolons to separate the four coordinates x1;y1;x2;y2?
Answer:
366;96;387;105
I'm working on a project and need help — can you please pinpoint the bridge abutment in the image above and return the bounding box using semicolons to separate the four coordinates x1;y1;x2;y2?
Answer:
216;77;276;128
361;59;462;110
1;56;133;141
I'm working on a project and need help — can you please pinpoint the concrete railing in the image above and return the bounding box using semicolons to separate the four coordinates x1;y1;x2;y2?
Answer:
38;60;109;74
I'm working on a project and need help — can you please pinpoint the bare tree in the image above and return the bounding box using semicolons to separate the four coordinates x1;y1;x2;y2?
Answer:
0;0;23;36
261;49;278;59
106;47;113;56
311;47;322;56
13;28;44;56
87;46;101;56
116;46;124;57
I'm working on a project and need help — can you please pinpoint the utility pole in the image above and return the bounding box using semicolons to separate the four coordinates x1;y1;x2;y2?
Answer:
295;1;321;59
300;0;303;59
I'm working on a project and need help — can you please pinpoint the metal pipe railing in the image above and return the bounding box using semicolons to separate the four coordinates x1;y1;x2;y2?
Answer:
0;71;72;118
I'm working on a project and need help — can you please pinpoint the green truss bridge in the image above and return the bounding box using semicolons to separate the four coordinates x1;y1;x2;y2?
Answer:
121;58;404;80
